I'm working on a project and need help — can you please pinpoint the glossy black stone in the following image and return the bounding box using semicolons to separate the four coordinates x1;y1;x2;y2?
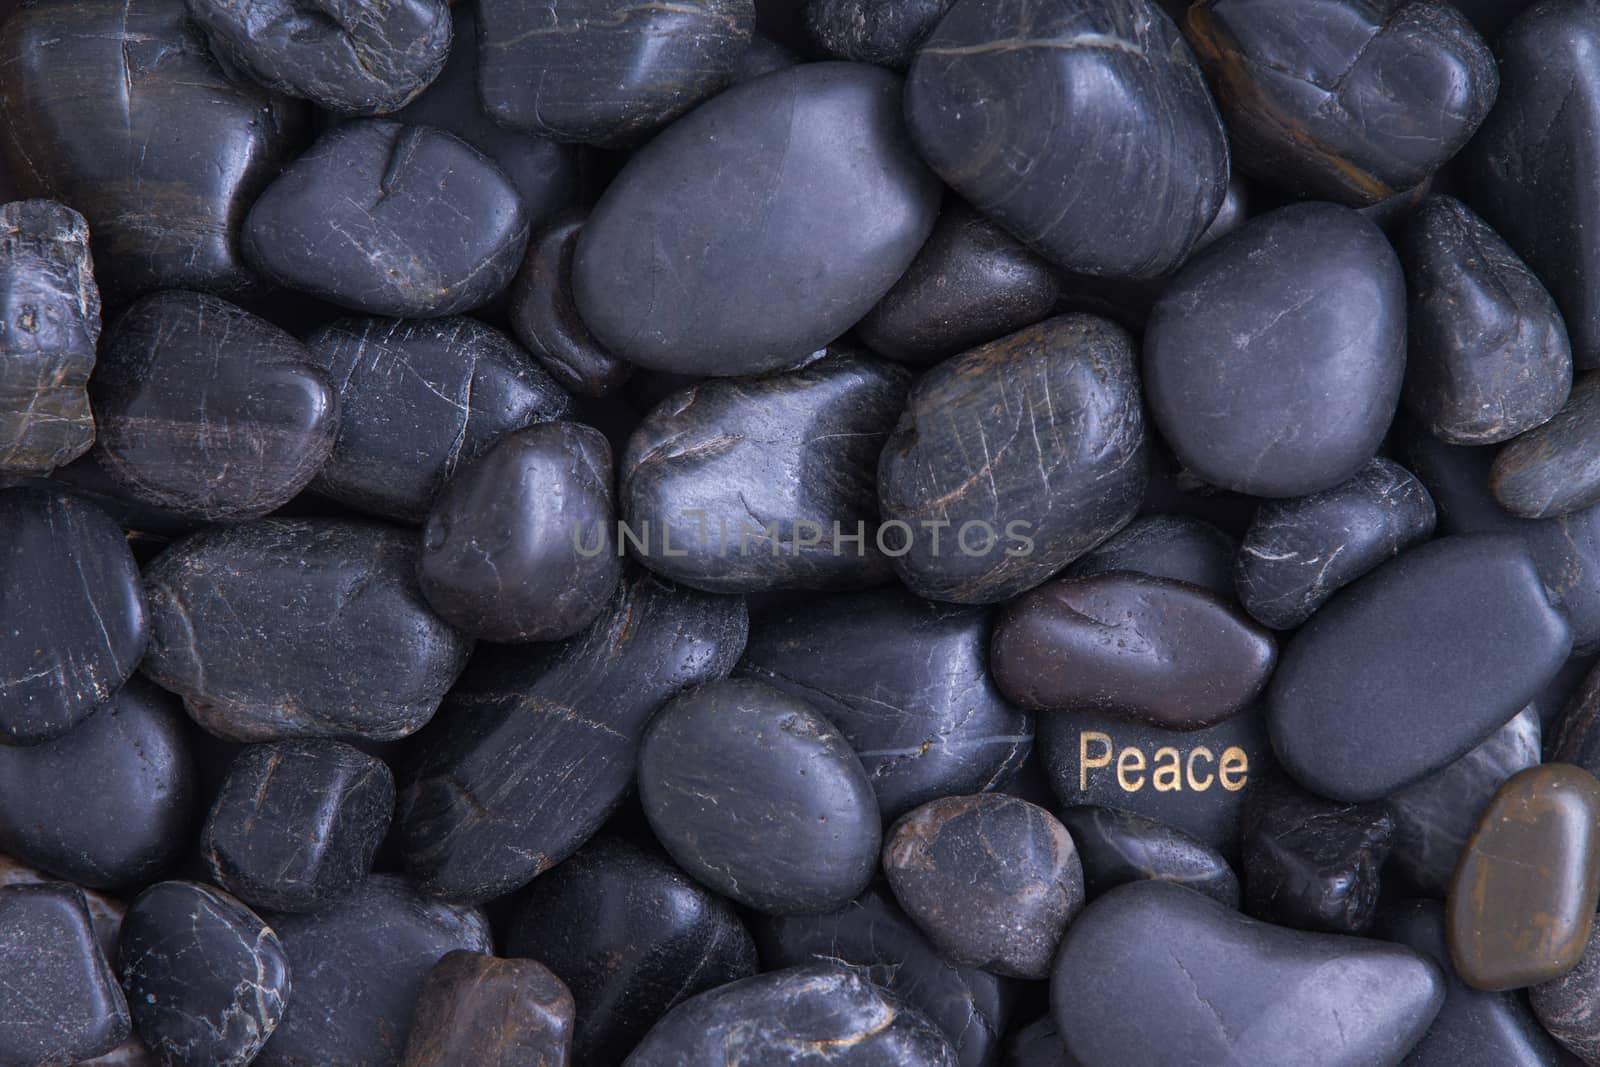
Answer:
1241;773;1394;934
400;951;574;1067
305;316;570;523
638;677;880;914
1038;702;1272;857
256;875;491;1067
1186;0;1497;204
1467;0;1600;368
1531;918;1600;1064
243;120;528;317
186;0;450;114
878;314;1147;603
1145;203;1406;497
119;881;289;1067
1269;535;1571;802
623;963;957;1066
620;350;908;593
1051;881;1444;1067
399;570;747;903
202;740;394;914
0;0;309;298
573;62;940;376
906;0;1226;278
738;586;1032;821
90;290;338;523
506;835;758;1066
1492;373;1600;518
507;214;631;398
0;854;125;963
1401;194;1572;446
1235;457;1438;630
1066;513;1238;599
141;519;472;742
0;883;130;1066
0;678;194;889
477;0;755;146
1059;805;1241;908
1383;899;1571;1067
856;202;1061;367
0;487;147;745
1388;706;1542;898
1549;657;1600;783
807;0;953;66
0;200;99;475
419;420;622;643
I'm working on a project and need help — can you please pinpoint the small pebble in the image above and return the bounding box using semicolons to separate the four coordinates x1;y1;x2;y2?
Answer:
1058;806;1241;908
399;951;574;1067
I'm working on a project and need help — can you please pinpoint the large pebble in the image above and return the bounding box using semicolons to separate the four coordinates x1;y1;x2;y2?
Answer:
140;519;472;742
573;62;940;377
1065;514;1238;599
1144;203;1406;497
639;677;881;914
1269;535;1571;801
243;121;529;317
878;314;1147;603
1058;805;1240;908
1493;373;1600;518
905;0;1229;278
399;951;574;1067
507;213;631;398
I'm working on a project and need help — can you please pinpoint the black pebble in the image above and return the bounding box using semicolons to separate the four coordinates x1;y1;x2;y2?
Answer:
1531;916;1600;1063
1492;372;1600;519
399;951;575;1067
507;213;631;398
806;0;954;67
1066;513;1239;599
1059;805;1241;908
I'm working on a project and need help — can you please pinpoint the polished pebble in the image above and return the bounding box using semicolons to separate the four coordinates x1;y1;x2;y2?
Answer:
0;200;99;475
399;951;574;1067
1145;203;1406;497
140;519;472;741
806;0;954;67
1059;805;1241;908
1493;373;1600;518
90;290;338;523
1448;763;1600;991
202;740;394;914
1532;919;1600;1064
119;881;289;1067
507;213;631;397
1065;513;1238;599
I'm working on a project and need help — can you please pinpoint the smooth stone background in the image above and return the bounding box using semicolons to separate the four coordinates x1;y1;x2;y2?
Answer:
1493;373;1600;518
573;61;940;376
1066;513;1238;599
399;951;574;1067
507;213;632;398
1060;805;1241;907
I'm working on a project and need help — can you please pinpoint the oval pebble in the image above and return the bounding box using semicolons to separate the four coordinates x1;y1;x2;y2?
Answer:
1492;372;1600;519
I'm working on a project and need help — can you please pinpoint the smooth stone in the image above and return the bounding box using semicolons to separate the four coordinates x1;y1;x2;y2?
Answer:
0;487;146;745
1382;899;1571;1067
573;62;940;376
1038;703;1273;857
1493;374;1600;518
477;0;754;146
856;202;1061;367
1447;763;1600;990
243;120;528;317
1466;0;1600;368
1065;514;1238;599
623;963;958;1066
1005;1016;1074;1067
0;0;308;298
1532;920;1600;1064
806;0;953;67
1051;881;1444;1067
419;420;621;642
884;793;1083;979
1235;457;1438;630
738;586;1033;821
1388;706;1543;898
202;740;394;914
1185;0;1497;204
507;214;631;398
398;570;748;903
878;313;1147;603
755;886;1013;1067
1059;805;1241;908
638;677;881;914
1401;194;1572;446
732;28;801;82
0;854;125;962
90;290;337;522
992;572;1275;729
905;0;1228;278
119;881;289;1067
1268;535;1572;802
0;884;130;1066
1241;773;1394;934
305;316;570;523
140;518;472;741
186;0;450;114
506;835;758;1066
256;875;491;1067
1145;203;1406;497
399;951;574;1067
620;349;909;593
0;200;98;475
0;678;194;889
